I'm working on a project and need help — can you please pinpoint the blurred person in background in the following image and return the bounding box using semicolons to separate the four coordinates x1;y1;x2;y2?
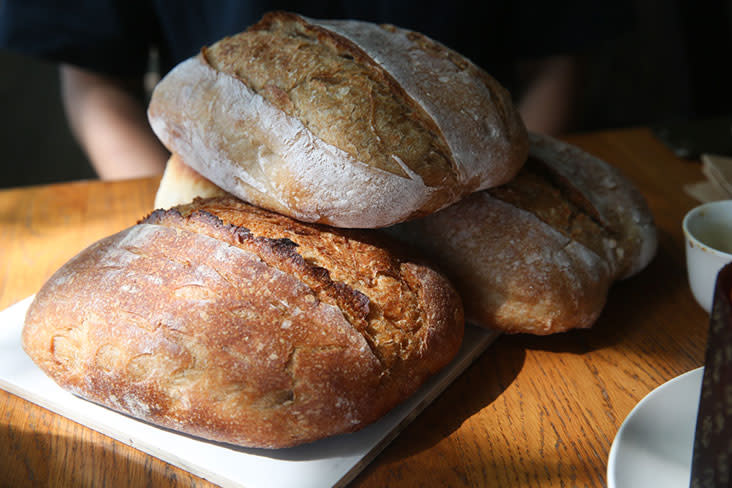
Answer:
0;1;630;180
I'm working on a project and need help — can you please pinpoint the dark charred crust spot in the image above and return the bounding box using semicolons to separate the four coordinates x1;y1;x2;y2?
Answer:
270;237;299;250
232;226;252;244
140;207;181;225
307;265;331;283
333;282;370;318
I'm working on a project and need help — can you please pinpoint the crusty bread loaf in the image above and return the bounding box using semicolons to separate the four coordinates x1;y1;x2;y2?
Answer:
22;197;464;448
148;11;527;228
389;133;658;334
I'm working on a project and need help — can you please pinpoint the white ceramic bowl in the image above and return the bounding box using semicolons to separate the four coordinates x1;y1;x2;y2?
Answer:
683;200;732;312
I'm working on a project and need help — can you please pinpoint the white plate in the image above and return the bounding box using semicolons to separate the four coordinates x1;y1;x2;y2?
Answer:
607;367;703;488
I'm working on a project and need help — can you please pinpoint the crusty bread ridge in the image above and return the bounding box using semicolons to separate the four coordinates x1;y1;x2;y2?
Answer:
22;197;464;448
148;11;527;228
525;133;657;279
389;133;658;334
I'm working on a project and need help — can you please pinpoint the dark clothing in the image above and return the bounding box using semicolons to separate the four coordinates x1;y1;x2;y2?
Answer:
0;1;630;93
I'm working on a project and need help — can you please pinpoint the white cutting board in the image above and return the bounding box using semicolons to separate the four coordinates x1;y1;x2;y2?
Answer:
0;297;497;488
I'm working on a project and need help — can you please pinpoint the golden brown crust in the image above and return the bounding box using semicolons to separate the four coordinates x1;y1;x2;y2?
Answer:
22;197;463;447
487;157;612;262
204;11;456;186
389;135;657;335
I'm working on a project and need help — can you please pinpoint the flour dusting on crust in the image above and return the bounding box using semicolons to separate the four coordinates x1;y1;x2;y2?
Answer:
149;57;435;228
528;133;657;278
309;17;526;189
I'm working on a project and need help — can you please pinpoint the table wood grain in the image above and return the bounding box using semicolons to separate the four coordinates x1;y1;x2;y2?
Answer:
0;128;710;487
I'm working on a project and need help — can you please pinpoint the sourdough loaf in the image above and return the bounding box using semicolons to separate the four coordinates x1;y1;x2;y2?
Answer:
22;197;464;448
148;11;527;228
390;133;658;334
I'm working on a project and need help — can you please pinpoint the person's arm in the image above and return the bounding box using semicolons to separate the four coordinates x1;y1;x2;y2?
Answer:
60;64;169;180
516;55;579;136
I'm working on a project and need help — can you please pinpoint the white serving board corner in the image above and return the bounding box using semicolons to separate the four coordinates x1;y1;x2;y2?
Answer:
0;297;498;488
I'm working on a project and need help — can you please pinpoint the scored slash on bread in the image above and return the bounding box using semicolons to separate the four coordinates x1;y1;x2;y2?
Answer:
148;11;527;228
22;198;464;448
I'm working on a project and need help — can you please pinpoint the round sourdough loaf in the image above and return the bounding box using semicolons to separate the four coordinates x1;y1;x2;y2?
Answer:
389;134;658;335
22;197;464;448
148;11;527;228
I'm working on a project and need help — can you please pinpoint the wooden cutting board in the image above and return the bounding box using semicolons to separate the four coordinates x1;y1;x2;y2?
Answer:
0;297;497;488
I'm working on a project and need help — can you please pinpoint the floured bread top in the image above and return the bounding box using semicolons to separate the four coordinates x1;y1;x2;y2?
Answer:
487;134;657;280
148;11;528;228
487;157;613;270
204;14;455;186
307;15;526;188
526;133;657;279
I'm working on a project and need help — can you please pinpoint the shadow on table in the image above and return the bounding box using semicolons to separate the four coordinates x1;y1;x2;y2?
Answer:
357;336;526;466
0;414;209;488
355;455;606;488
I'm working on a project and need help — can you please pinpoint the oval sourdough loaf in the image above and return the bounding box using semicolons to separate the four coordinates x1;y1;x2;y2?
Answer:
22;197;464;448
389;133;658;335
148;11;528;228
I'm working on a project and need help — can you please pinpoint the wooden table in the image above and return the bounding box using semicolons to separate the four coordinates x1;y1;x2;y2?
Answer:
0;128;711;487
